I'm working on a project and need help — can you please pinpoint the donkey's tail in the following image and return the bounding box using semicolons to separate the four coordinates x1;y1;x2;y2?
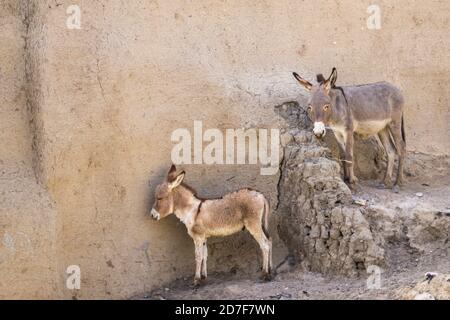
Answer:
401;114;406;143
262;197;271;240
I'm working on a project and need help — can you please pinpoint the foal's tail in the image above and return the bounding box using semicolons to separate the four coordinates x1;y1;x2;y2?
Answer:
401;114;406;143
262;197;270;240
262;196;273;274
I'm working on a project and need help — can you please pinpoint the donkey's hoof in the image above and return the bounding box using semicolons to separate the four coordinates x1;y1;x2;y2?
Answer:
349;176;359;185
347;182;359;192
193;277;207;288
259;272;272;282
378;181;393;189
392;185;400;193
193;279;201;288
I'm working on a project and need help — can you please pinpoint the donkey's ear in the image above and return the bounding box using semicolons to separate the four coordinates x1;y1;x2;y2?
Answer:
293;72;312;91
167;164;177;182
330;67;337;87
323;68;337;93
168;171;185;190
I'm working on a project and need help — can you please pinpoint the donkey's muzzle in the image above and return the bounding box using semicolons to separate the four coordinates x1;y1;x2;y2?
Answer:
313;122;326;139
314;132;326;139
150;208;160;220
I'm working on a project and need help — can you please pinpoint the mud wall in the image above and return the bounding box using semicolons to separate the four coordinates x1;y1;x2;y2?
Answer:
276;102;385;276
0;1;30;167
0;0;449;299
0;1;58;299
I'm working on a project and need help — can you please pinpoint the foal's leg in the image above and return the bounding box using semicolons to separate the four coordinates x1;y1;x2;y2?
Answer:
201;241;207;280
193;238;204;286
245;221;271;281
378;128;395;188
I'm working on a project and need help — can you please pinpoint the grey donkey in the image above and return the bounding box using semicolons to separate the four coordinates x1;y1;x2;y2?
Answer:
293;68;406;189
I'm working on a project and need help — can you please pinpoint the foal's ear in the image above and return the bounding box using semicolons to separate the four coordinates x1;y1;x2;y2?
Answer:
293;72;312;91
167;164;177;181
323;68;337;93
168;171;185;190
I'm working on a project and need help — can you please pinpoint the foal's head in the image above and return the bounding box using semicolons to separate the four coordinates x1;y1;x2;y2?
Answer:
292;68;338;139
150;165;185;220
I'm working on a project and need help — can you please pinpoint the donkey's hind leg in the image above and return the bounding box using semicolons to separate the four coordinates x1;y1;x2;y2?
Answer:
245;221;271;281
193;238;205;287
378;128;396;188
388;119;406;187
268;237;273;274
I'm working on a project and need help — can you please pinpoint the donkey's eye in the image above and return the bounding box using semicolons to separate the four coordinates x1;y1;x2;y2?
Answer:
157;197;164;200
323;104;330;111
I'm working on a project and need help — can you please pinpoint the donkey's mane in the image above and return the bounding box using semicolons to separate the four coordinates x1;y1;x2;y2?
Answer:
180;182;198;196
178;183;258;202
315;73;348;105
179;183;217;202
332;86;348;105
316;74;326;83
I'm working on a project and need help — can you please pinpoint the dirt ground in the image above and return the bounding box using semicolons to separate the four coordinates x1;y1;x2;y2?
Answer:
137;170;450;300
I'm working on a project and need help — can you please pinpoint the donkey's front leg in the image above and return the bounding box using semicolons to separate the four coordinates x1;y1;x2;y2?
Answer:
345;130;358;186
193;239;204;287
201;241;208;280
334;132;349;182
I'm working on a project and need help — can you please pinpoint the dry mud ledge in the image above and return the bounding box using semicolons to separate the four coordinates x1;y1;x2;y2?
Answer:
139;102;449;300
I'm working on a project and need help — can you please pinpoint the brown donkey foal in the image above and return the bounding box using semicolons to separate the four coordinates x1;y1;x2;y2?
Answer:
150;165;273;286
293;68;406;190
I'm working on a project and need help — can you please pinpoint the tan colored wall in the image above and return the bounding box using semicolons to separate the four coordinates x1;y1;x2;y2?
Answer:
0;0;449;299
0;1;31;167
0;1;58;299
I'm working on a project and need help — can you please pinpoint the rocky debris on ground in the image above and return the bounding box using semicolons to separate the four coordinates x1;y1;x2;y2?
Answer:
395;273;450;300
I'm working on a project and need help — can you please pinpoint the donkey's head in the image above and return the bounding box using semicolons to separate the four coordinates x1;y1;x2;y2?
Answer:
150;164;185;220
293;68;338;139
